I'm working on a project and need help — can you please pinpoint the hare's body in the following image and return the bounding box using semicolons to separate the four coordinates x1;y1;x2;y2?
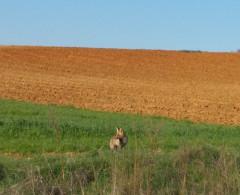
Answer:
109;136;121;150
118;135;128;147
109;128;128;150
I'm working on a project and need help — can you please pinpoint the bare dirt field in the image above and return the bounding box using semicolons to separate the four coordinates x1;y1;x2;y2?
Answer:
0;46;240;125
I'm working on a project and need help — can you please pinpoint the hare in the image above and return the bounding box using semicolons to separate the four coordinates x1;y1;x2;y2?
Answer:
109;128;128;150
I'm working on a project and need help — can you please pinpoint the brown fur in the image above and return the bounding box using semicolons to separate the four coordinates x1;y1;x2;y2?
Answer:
109;128;128;150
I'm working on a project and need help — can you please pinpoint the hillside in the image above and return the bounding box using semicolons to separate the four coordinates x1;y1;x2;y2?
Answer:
0;46;240;124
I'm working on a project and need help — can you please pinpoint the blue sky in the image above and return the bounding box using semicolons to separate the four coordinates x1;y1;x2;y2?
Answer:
0;1;239;51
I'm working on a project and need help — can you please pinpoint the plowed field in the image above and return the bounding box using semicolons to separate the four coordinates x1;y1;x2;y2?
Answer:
0;46;240;125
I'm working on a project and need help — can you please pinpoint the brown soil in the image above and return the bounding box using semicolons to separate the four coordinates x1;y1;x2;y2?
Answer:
0;46;240;125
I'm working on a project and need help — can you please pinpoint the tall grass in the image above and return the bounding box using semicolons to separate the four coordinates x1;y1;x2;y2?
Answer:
0;99;240;194
1;146;240;194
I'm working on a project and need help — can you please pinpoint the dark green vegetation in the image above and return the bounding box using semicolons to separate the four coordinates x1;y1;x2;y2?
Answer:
0;99;240;194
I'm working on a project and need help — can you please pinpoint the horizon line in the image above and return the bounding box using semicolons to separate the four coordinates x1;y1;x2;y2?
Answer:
0;44;238;54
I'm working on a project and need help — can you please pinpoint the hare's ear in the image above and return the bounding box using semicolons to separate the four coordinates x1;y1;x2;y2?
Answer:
116;127;119;132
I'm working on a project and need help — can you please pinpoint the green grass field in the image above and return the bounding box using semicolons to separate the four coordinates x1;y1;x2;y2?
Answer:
0;99;240;194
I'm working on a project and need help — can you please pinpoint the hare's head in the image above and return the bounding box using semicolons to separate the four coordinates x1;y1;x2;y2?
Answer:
116;127;125;137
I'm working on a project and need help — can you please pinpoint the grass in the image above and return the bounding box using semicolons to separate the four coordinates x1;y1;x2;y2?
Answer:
0;99;240;194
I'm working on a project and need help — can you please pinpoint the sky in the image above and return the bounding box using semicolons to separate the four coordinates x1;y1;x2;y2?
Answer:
0;1;239;51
